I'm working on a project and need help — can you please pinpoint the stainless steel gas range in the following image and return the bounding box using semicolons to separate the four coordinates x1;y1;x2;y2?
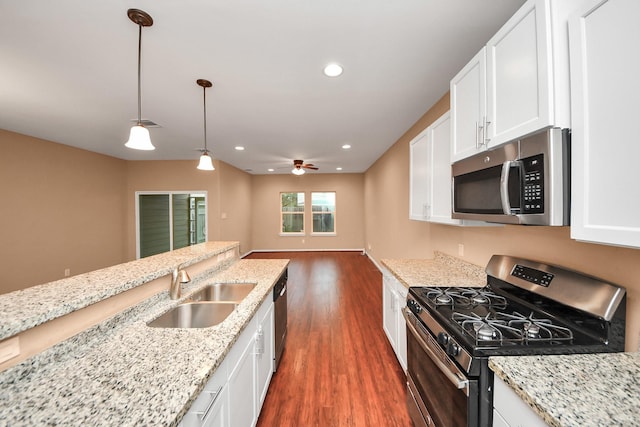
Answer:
403;255;626;427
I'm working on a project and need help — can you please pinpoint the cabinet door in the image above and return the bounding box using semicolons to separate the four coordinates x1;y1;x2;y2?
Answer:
382;275;398;350
255;302;274;412
569;0;640;248
486;0;553;147
451;48;486;162
427;111;457;224
228;337;256;427
395;284;408;372
409;129;430;221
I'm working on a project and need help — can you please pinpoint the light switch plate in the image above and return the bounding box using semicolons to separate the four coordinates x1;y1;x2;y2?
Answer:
0;336;20;364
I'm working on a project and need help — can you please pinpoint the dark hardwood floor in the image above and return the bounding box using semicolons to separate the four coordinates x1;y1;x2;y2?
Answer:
246;251;412;427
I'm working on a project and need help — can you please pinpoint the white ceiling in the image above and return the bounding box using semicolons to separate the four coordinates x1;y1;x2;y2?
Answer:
0;0;525;174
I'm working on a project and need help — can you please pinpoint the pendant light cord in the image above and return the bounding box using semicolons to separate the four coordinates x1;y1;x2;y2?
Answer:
136;24;142;126
203;85;208;152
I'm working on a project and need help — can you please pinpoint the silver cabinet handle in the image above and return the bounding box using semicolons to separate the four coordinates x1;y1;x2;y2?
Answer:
194;386;223;422
279;285;286;298
483;117;491;146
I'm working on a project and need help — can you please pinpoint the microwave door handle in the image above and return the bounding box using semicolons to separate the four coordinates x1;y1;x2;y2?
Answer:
500;160;521;215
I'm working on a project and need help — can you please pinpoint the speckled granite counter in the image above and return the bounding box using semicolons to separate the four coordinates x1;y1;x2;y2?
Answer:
381;251;486;288
0;257;289;426
0;241;239;340
490;353;640;427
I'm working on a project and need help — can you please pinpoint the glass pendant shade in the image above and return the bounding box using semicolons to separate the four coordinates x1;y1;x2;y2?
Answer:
292;167;305;175
125;124;155;150
197;152;215;171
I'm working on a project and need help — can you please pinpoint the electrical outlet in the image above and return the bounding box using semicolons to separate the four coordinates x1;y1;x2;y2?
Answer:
302;238;305;244
458;244;464;257
64;268;71;277
0;336;20;364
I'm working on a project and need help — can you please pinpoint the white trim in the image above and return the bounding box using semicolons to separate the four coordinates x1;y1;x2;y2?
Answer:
364;251;385;273
244;248;365;256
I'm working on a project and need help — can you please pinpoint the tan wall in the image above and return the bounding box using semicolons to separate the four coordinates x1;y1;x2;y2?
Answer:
364;93;640;351
125;159;253;258
250;173;365;251
0;129;127;293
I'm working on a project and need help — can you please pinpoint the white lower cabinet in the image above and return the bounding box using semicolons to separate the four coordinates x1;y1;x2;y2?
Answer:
493;377;548;427
180;358;229;427
181;297;274;427
255;301;274;413
382;271;408;371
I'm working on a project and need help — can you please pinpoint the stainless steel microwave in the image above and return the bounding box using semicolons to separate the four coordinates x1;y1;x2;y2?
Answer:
451;128;570;225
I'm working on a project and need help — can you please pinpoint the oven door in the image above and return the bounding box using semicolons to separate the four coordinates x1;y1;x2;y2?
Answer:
404;309;478;427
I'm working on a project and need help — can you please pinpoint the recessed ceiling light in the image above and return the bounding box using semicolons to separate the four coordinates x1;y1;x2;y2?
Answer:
336;167;343;171
323;63;343;77
267;168;275;172
342;144;351;149
235;146;245;151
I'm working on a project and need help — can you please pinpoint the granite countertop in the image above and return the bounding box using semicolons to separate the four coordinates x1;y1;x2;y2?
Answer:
0;241;239;340
0;257;289;426
490;353;640;427
381;251;486;288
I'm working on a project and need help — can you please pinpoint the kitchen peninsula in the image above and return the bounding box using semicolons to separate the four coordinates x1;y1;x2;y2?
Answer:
0;242;288;426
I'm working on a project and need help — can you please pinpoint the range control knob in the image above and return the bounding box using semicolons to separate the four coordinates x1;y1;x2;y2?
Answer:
437;332;450;347
408;299;422;314
447;341;460;357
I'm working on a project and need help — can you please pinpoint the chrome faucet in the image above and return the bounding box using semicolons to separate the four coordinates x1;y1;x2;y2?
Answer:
169;264;191;300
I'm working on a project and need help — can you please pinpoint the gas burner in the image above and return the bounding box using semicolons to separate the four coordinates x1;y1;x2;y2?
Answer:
460;289;508;309
425;288;472;308
504;312;574;343
452;312;523;345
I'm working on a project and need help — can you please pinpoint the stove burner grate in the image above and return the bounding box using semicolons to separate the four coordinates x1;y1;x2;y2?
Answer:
423;287;507;310
452;311;574;346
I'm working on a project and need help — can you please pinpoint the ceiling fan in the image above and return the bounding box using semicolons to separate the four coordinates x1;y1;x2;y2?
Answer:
292;159;318;175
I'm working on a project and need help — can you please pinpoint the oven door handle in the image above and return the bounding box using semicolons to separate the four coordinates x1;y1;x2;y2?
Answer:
403;309;469;395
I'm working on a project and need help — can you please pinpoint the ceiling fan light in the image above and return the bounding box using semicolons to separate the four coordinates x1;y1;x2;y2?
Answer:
292;167;305;175
197;152;215;170
125;125;155;150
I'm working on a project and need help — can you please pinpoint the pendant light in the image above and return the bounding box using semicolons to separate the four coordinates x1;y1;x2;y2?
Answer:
125;9;155;150
196;79;215;171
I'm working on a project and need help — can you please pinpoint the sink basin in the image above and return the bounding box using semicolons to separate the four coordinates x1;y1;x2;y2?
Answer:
186;282;257;303
147;302;236;328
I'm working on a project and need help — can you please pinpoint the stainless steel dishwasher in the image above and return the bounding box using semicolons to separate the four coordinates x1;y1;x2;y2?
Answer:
273;269;287;371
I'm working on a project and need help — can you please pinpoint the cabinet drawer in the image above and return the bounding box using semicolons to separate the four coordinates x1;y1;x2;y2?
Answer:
181;356;229;426
493;378;547;427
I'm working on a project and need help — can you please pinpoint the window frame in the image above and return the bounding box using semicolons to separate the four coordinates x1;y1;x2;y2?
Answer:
279;191;305;236
311;191;337;236
135;191;208;259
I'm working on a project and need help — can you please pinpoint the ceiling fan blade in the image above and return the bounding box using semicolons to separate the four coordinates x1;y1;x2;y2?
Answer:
303;164;319;170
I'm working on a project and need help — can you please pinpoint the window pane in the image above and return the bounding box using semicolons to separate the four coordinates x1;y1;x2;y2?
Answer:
282;213;304;233
311;192;336;233
313;213;334;232
281;192;304;233
139;195;170;258
173;194;190;249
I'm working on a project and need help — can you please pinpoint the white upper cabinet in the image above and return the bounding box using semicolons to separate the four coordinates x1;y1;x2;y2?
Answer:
410;112;494;226
450;49;487;162
569;0;640;248
451;0;572;162
409;129;430;221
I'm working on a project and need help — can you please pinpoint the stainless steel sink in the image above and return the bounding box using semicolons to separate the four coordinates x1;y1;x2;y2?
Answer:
147;302;236;328
186;282;257;303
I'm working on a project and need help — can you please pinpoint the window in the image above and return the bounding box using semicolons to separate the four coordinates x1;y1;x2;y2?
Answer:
136;192;207;258
281;192;305;235
312;192;336;234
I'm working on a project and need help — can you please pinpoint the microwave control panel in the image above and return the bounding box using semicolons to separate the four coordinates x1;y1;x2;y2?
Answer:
522;154;544;213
